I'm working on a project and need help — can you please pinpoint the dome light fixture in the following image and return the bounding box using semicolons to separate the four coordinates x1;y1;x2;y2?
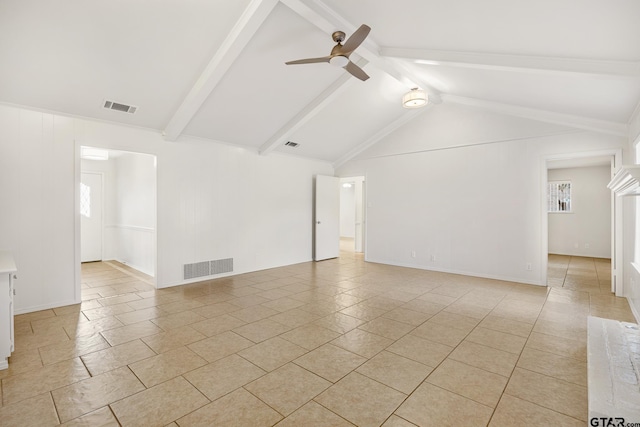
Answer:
329;55;350;68
402;88;428;108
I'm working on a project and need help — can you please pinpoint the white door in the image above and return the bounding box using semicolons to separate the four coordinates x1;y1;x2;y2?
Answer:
315;175;340;261
81;172;103;262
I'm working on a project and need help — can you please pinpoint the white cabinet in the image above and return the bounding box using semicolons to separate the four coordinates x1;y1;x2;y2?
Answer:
0;251;16;370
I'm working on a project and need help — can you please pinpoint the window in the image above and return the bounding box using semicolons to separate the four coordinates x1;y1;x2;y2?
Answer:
548;181;571;212
80;182;91;218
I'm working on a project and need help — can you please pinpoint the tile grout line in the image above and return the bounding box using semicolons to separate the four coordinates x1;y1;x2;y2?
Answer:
48;391;62;425
5;258;619;425
487;287;586;425
489;287;542;424
365;292;513;424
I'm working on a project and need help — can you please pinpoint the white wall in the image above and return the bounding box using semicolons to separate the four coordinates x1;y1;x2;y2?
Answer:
547;166;611;258
0;108;76;312
338;103;626;286
113;152;156;276
340;183;355;238
0;104;332;313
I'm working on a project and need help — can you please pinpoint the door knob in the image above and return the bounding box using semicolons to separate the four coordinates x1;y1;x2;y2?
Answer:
317;221;321;224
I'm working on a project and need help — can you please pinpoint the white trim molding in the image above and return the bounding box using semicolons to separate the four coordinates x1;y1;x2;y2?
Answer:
608;165;640;196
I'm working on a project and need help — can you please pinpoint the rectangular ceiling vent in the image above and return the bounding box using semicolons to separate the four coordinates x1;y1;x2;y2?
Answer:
103;99;138;114
284;141;299;148
183;258;233;280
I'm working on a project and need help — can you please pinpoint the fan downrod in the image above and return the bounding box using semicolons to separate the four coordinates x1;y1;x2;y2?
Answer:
332;31;346;44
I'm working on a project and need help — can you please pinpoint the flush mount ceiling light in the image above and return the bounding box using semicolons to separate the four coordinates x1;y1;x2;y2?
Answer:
402;88;428;108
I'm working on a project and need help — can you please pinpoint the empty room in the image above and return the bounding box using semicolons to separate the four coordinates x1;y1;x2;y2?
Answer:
1;0;640;426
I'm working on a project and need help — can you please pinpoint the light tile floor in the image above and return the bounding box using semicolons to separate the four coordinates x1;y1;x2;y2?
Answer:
0;252;636;426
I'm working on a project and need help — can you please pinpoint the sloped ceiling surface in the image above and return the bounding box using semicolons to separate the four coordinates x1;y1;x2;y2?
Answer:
0;0;638;166
183;3;346;148
0;0;253;129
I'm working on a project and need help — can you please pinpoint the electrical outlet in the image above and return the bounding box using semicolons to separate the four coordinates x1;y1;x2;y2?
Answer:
585;243;590;249
526;263;532;271
430;255;436;262
411;250;416;258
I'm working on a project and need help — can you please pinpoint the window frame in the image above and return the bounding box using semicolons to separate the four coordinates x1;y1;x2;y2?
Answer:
547;180;572;213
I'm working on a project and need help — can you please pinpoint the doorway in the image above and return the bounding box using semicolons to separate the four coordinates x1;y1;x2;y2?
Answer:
542;149;622;295
340;176;365;254
78;146;157;293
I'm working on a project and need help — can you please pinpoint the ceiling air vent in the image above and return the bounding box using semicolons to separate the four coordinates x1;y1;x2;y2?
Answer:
103;99;138;114
284;141;299;148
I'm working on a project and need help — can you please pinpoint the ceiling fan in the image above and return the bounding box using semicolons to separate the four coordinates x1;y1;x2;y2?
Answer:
285;24;371;81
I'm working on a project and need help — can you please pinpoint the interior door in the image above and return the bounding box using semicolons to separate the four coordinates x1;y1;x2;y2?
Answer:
315;175;340;261
81;172;103;262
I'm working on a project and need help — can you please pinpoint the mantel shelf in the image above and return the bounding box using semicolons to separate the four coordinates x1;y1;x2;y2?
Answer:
608;165;640;196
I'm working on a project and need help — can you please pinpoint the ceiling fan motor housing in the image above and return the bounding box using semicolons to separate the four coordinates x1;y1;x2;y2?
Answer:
332;31;346;43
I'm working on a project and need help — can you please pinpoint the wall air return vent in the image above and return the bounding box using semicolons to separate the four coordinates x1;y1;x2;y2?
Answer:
284;141;299;148
103;99;138;114
183;258;234;280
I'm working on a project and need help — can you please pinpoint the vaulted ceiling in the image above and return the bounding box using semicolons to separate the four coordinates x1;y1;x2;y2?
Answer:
1;0;638;166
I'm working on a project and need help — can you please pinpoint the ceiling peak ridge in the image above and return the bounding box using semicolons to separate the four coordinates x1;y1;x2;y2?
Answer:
380;47;640;78
444;94;628;137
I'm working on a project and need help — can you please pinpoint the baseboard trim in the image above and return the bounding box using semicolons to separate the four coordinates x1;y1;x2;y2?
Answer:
15;298;81;315
364;258;545;287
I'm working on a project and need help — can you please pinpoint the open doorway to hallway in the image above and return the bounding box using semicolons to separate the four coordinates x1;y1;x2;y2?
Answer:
80;147;157;292
339;176;365;254
544;152;619;293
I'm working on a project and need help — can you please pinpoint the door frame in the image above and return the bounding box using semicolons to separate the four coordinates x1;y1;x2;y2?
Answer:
74;142;159;303
540;148;623;294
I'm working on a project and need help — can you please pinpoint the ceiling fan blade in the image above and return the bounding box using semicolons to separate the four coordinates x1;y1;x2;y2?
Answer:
340;24;371;56
345;61;369;81
285;56;330;65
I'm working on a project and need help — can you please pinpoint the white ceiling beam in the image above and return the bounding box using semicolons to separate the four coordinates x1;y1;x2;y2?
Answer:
259;58;366;155
380;48;640;77
280;0;441;103
444;94;628;137
332;108;428;169
162;0;279;141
